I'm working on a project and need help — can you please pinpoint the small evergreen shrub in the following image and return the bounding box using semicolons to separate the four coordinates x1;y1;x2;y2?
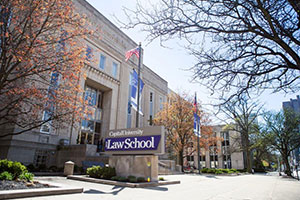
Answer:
111;176;120;181
230;168;238;173
207;168;216;174
86;166;116;179
87;166;102;178
221;169;229;173
0;159;27;180
19;172;34;182
0;171;13;180
215;169;223;174
137;177;146;182
102;166;116;180
201;168;208;173
159;177;165;181
119;176;127;182
128;175;137;183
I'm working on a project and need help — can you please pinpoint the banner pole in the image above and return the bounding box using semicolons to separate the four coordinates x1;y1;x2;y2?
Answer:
195;92;201;174
136;42;142;128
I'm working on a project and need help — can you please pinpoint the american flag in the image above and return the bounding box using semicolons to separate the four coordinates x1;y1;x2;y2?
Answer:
125;47;140;61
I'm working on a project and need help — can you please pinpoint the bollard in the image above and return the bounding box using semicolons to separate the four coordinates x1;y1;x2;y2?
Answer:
64;161;74;176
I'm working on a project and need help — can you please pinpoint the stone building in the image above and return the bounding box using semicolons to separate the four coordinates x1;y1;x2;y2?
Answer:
185;124;245;170
282;95;300;175
0;0;168;168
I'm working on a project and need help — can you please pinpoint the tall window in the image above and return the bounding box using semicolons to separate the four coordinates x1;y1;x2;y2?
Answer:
222;131;231;168
159;96;163;110
199;155;206;168
210;145;218;168
112;62;118;78
99;54;106;70
86;46;92;61
149;92;154;125
80;86;103;145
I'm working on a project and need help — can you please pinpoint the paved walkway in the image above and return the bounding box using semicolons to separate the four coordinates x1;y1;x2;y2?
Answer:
24;173;300;200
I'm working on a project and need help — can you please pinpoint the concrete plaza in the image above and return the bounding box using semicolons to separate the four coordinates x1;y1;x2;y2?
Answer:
25;173;300;200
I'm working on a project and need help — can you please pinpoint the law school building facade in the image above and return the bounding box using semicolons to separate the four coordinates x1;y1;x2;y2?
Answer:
184;125;245;170
0;0;168;168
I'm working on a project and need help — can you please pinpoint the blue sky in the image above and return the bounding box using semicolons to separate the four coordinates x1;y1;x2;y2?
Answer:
86;0;298;114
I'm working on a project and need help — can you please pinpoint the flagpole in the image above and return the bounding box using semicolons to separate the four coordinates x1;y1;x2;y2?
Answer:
195;92;201;174
136;42;142;128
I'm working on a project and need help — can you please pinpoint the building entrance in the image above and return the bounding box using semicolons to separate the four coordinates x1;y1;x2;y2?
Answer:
77;85;103;150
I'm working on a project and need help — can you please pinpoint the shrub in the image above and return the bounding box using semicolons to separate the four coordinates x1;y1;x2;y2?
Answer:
159;177;165;181
215;169;223;174
0;159;27;180
86;166;116;179
230;168;238;173
119;176;128;182
102;166;116;180
19;172;34;182
221;169;229;173
87;166;102;178
0;171;13;180
137;177;146;182
128;175;137;183
111;176;120;181
201;168;208;173
207;168;216;174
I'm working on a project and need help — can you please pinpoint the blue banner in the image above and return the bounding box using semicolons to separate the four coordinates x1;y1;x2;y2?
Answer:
194;113;201;137
130;69;144;115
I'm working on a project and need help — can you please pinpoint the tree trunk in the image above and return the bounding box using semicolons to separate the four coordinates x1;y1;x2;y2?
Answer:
282;152;292;176
243;132;252;173
179;150;184;172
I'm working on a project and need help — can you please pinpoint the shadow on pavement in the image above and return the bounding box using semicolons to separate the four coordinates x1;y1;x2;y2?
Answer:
84;186;125;195
141;186;168;192
204;175;220;179
84;189;106;194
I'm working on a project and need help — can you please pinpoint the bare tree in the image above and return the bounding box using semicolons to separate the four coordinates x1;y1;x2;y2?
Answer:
122;0;300;102
219;96;262;173
263;108;300;177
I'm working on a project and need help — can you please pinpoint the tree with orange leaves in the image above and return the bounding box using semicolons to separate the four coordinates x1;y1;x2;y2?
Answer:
0;0;92;138
153;92;219;170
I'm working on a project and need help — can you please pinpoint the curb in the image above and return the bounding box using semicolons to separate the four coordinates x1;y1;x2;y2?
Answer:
0;181;83;199
67;175;180;188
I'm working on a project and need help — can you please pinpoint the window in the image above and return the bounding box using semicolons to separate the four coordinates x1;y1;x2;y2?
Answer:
34;150;49;167
112;62;118;78
223;155;232;169
80;86;103;145
187;155;194;161
99;54;106;70
86;46;92;61
40;70;60;134
159;96;163;110
199;155;206;168
210;155;218;168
